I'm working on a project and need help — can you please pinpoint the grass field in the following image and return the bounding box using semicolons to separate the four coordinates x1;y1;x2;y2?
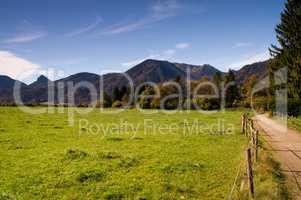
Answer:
0;107;280;199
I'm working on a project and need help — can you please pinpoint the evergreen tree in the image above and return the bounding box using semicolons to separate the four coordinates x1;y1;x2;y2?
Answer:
225;70;240;107
120;86;128;99
97;92;112;108
269;0;301;99
213;71;223;98
213;72;222;86
112;87;121;101
270;0;301;56
103;92;112;107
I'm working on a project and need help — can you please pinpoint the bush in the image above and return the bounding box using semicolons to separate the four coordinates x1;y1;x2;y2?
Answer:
287;99;301;117
112;100;123;108
77;104;88;107
24;102;38;107
150;98;160;109
268;98;301;117
162;98;181;110
251;97;268;112
242;100;251;108
0;103;17;107
138;86;155;109
193;98;220;110
96;99;112;108
182;99;193;110
139;97;151;109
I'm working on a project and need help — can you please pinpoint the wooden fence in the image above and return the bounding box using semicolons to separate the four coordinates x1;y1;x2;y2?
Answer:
228;113;259;200
241;113;259;163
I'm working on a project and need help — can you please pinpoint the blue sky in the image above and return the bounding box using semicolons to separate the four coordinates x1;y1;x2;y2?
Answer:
0;0;285;83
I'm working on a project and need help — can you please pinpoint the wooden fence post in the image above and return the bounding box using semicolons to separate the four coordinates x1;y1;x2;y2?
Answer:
250;129;256;163
246;148;255;199
241;115;244;134
250;119;254;130
254;130;259;162
244;116;248;136
249;119;254;138
248;121;251;138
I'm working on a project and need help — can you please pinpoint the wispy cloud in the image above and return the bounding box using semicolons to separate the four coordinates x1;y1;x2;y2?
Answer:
2;20;47;44
101;0;181;35
234;42;252;48
2;32;47;44
0;50;41;79
101;20;150;35
65;16;103;37
122;42;190;67
229;51;271;69
175;42;190;49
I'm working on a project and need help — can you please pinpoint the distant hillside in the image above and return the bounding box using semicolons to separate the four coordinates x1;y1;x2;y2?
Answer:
0;59;269;104
29;75;50;88
0;75;25;91
0;75;26;103
102;59;222;95
174;63;221;79
55;72;101;104
23;73;101;104
21;75;52;103
126;59;187;84
234;60;269;84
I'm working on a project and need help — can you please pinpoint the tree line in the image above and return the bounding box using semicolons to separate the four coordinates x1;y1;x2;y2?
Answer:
98;70;241;110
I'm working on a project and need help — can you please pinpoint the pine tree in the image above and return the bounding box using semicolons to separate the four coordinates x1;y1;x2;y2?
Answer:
225;70;240;107
112;87;120;102
103;92;112;107
213;71;223;98
269;0;301;115
120;86;128;99
269;0;301;99
213;72;222;86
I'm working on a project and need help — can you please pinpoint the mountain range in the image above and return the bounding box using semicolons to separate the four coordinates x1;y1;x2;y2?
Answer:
0;59;269;104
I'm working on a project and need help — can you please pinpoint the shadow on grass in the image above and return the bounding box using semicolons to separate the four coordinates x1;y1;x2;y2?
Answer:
76;170;105;183
65;149;88;160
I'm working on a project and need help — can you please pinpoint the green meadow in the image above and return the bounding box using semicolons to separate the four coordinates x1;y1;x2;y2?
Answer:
0;107;276;199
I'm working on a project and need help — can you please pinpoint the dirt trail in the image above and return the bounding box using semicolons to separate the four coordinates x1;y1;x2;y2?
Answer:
254;114;301;198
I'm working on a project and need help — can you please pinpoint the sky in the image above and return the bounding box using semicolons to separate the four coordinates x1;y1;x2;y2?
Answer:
0;0;285;83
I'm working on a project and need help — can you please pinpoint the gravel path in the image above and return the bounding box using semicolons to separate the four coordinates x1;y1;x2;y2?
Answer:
254;114;301;199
